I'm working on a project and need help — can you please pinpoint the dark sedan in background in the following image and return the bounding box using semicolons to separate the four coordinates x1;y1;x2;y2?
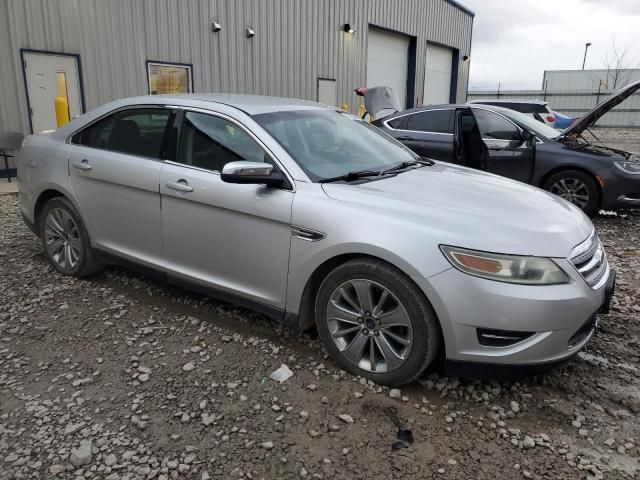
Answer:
374;81;640;215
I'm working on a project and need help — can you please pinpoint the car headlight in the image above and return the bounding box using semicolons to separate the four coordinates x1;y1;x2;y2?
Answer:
614;160;640;174
440;246;570;285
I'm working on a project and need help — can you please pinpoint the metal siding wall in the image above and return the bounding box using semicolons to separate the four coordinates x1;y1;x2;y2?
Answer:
1;0;472;135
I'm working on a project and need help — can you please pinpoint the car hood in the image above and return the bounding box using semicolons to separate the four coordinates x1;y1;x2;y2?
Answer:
561;80;640;137
321;163;593;258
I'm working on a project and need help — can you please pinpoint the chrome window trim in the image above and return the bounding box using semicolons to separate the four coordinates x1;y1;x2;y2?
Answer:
167;106;296;192
65;104;175;162
65;104;174;146
383;108;454;136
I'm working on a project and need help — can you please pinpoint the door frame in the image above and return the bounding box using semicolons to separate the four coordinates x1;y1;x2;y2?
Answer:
20;48;87;134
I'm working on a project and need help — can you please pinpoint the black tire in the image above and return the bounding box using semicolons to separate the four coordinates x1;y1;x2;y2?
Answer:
542;169;599;215
39;197;104;277
315;258;441;386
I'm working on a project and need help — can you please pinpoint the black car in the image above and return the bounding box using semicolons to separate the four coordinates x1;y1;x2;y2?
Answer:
374;81;640;215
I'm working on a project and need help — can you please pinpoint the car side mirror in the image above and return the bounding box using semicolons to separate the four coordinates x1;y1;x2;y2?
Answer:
221;161;285;187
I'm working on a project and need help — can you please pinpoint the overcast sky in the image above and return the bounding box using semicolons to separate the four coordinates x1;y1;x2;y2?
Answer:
462;0;640;91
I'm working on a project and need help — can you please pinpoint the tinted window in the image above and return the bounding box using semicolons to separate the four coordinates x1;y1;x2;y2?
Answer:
72;115;115;149
109;109;171;158
387;116;408;129
473;109;521;141
406;110;452;133
177;112;268;172
481;102;549;115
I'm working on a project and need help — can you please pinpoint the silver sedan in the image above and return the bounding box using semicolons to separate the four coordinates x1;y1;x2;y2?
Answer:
17;94;615;385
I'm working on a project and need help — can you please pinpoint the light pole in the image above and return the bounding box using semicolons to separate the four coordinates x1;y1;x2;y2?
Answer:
582;42;592;70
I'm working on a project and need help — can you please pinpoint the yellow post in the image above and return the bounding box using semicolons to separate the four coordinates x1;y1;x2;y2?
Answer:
341;104;349;111
357;104;366;118
54;96;70;127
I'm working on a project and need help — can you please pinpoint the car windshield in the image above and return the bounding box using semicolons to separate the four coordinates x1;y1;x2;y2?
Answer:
491;107;561;139
253;109;418;182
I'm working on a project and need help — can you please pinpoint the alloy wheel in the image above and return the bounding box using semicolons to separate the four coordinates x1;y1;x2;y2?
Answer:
44;208;82;269
550;178;590;209
326;279;413;373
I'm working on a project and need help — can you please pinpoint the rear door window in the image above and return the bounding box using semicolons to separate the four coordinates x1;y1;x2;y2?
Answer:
72;115;115;149
386;116;408;130
71;108;172;159
109;109;172;158
406;110;453;133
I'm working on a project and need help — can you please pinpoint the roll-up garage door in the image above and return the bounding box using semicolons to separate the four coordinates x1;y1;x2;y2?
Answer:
366;28;409;109
424;44;453;105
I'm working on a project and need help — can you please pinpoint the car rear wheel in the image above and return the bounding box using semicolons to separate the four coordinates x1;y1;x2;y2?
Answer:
315;258;441;386
543;170;599;215
39;197;104;277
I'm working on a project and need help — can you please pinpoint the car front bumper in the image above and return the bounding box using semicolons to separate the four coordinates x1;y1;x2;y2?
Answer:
414;261;614;373
599;165;640;209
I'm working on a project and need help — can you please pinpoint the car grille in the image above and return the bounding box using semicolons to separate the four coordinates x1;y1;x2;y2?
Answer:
569;231;609;290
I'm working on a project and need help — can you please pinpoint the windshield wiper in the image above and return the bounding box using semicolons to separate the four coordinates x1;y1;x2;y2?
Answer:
379;158;434;176
319;169;381;184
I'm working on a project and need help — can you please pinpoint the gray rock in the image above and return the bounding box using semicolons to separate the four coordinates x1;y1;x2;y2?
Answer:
389;389;402;399
64;421;86;435
70;439;93;466
523;436;535;449
182;362;195;372
338;414;354;424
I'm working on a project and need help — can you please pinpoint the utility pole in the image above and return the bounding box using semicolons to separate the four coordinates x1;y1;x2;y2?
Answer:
582;42;592;70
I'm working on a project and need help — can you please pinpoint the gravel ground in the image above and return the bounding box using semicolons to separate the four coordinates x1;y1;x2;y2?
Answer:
1;193;639;479
587;128;640;154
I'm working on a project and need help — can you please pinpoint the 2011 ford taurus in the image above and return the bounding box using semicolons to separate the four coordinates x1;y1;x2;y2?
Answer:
17;94;615;385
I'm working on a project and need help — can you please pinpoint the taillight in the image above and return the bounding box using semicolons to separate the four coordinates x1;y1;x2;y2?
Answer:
546;115;555;123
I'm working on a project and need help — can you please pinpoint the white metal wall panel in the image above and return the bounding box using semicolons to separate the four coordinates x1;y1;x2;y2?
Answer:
543;69;640;91
467;90;640;128
424;43;453;105
0;0;474;135
366;28;409;107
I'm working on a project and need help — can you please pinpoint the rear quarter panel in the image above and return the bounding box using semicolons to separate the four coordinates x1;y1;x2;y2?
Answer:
18;134;75;227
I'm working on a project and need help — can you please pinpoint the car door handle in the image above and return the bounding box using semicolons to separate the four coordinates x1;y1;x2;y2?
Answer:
165;180;193;192
397;136;412;140
72;159;92;171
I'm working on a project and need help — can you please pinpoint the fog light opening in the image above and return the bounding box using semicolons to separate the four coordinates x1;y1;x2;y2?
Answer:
477;328;535;347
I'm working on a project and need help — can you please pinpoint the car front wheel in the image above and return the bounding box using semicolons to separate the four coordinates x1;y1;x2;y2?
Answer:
315;258;441;386
543;169;599;215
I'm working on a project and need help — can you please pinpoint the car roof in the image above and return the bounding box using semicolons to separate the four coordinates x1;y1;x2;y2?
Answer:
467;99;548;105
382;103;517;120
117;94;333;115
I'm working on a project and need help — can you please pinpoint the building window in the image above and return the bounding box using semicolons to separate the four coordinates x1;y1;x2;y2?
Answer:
147;62;193;95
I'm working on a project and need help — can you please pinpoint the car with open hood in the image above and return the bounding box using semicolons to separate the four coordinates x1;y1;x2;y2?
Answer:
18;94;614;385
375;81;640;215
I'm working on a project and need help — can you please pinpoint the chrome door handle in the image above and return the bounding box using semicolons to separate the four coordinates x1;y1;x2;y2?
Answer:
72;159;92;171
165;180;193;192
